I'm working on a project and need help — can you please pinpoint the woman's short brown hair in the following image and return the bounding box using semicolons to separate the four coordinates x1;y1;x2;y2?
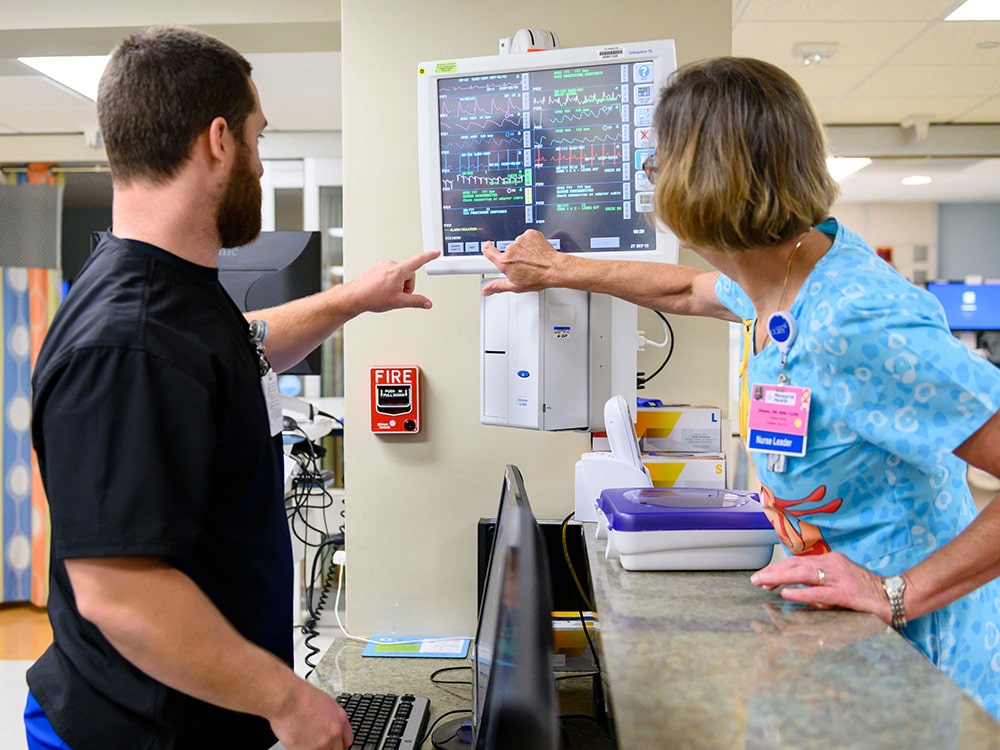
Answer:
651;57;839;252
97;26;255;185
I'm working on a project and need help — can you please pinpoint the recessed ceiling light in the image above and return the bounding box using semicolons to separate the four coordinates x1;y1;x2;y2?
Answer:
946;0;1000;21
827;157;871;181
792;42;838;66
17;55;110;101
901;175;933;186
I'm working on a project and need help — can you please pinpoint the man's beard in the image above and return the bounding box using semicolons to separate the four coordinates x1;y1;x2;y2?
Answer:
217;142;262;249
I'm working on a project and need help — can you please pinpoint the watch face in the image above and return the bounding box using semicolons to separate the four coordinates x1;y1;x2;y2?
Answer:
884;575;905;594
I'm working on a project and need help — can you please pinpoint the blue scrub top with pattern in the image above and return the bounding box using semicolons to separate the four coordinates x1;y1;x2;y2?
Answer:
715;218;1000;719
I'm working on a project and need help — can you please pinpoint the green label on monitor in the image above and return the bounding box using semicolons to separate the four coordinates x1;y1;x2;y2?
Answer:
435;61;458;74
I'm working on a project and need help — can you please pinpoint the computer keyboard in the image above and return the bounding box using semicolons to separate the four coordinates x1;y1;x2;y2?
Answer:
336;692;430;750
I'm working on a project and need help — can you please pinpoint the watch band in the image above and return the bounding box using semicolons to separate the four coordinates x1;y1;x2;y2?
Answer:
882;575;907;629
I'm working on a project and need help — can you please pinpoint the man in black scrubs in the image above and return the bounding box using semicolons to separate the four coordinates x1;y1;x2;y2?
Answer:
25;26;436;750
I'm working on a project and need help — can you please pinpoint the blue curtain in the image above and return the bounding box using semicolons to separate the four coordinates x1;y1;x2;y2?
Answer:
0;169;61;604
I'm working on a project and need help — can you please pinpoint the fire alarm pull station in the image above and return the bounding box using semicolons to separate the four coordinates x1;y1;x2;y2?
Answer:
370;366;421;434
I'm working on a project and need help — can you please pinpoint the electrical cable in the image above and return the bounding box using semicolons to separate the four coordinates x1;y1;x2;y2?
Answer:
637;312;675;388
330;558;467;648
559;511;602;673
641;309;671;348
316;408;345;428
419;709;473;747
284;424;337;547
301;538;340;678
555;672;600;681
560;511;593;612
429;665;473;686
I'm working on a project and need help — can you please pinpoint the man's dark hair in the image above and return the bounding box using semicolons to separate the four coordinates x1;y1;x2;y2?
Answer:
97;26;255;185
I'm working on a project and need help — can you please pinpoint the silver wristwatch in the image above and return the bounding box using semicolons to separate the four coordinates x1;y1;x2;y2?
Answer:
881;574;907;629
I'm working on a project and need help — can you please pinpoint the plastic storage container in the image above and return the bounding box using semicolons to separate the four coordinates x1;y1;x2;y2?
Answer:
596;487;779;571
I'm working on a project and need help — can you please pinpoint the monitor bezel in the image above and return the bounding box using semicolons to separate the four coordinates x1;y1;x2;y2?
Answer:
472;464;557;750
417;39;679;276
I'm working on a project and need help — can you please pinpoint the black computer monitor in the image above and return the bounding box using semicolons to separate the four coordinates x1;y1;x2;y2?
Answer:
217;230;323;375
433;464;558;750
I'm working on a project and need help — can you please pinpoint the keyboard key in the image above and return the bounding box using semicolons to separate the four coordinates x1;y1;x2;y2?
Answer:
337;692;430;750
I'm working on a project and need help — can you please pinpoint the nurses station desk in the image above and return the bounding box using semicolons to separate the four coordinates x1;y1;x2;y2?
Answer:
582;526;1000;748
310;526;1000;748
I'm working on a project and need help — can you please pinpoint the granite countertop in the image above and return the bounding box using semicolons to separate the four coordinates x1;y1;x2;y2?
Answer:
584;528;1000;749
310;639;612;748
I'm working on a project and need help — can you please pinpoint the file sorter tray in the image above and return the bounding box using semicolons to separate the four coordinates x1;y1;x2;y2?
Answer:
597;487;779;571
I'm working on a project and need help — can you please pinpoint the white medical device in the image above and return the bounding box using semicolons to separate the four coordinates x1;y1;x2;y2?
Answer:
574;395;652;521
417;39;678;277
480;285;637;431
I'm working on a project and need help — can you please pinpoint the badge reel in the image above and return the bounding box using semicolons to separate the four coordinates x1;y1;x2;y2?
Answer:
767;311;797;374
765;311;798;473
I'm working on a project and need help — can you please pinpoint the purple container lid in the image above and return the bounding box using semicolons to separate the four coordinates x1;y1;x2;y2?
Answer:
598;487;773;532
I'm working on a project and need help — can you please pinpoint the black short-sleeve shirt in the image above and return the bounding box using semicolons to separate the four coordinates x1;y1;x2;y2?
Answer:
28;234;291;750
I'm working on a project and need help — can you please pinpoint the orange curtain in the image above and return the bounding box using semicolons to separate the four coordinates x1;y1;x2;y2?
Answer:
27;164;58;606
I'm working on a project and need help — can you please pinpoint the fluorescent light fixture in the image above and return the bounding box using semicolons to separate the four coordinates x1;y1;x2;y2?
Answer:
901;175;932;186
826;157;872;181
18;55;110;101
946;0;1000;21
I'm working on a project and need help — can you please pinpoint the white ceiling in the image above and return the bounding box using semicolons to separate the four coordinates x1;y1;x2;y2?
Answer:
1;1;999;206
732;0;1000;202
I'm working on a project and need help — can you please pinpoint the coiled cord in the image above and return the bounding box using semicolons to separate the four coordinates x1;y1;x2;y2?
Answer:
301;538;340;678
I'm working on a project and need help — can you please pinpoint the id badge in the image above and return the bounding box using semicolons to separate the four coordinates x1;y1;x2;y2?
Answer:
746;383;811;457
261;369;283;436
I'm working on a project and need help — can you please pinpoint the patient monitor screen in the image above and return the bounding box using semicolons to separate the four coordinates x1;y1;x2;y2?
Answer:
437;60;657;256
419;40;677;274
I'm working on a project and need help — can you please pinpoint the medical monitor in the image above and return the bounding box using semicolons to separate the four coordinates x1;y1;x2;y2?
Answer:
418;39;679;275
433;464;558;750
925;281;1000;332
217;231;322;375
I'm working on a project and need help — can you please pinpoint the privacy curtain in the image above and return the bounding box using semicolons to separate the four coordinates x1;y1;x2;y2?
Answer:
0;165;62;605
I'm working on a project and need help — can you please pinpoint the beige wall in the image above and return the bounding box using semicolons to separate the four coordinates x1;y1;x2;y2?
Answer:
341;0;732;635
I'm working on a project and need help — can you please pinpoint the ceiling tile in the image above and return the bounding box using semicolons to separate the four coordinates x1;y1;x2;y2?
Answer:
0;76;96;133
852;65;1000;99
784;64;880;101
734;20;929;67
890;21;1000;65
820;96;987;125
954;96;1000;122
737;0;956;23
247;52;341;131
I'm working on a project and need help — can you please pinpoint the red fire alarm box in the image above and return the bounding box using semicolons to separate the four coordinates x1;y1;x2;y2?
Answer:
370;366;421;434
